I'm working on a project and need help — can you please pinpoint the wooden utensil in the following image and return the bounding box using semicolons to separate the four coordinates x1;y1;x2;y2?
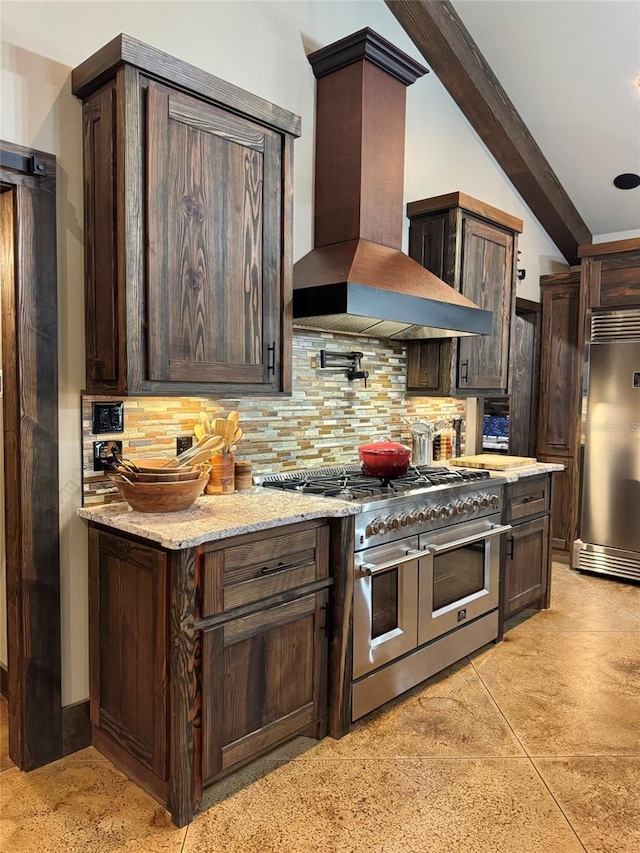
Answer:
199;411;211;435
214;418;236;447
228;410;239;428
164;434;224;468
194;423;206;441
179;444;225;467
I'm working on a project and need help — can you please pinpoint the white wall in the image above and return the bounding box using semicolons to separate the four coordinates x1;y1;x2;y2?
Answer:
594;228;640;243
1;0;568;703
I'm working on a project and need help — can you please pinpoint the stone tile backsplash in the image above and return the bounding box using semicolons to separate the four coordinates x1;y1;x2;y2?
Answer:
82;330;466;503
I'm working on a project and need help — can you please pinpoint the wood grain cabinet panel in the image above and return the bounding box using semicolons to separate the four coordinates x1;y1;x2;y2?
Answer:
89;529;168;787
537;282;582;457
504;516;549;617
406;193;521;396
502;474;552;623
73;37;299;396
201;590;328;784
579;241;640;308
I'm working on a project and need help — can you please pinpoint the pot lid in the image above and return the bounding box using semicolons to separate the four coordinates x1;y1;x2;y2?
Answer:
358;441;411;455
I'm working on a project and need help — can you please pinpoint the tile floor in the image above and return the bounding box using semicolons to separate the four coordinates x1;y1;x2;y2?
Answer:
1;561;638;852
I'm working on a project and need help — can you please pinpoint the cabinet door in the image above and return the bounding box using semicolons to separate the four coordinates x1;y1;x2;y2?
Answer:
539;455;576;552
201;591;328;784
537;284;581;456
457;217;514;392
146;84;282;389
90;530;168;783
504;516;549;617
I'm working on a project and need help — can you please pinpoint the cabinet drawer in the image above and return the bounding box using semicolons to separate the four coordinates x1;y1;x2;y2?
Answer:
507;475;550;521
201;524;329;617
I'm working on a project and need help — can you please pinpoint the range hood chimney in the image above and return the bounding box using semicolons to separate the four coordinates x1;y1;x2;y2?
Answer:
293;28;493;340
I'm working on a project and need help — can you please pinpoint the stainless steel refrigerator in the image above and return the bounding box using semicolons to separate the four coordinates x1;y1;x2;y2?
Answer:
573;308;640;581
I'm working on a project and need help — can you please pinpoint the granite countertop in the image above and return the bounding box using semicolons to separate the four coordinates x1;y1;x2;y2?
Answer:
484;461;565;483
77;487;360;550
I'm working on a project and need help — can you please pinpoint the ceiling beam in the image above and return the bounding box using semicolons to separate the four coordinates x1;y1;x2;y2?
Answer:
386;0;592;263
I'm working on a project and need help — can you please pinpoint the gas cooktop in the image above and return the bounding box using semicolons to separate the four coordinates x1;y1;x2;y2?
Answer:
256;464;491;502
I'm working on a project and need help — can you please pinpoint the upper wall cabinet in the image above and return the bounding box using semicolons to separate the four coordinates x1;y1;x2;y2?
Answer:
405;193;522;396
72;35;300;396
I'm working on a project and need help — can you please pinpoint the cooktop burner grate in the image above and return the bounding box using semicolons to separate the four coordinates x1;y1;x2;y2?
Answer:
259;465;490;501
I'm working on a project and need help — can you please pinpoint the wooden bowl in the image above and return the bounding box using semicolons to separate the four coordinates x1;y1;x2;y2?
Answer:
108;472;208;513
115;463;210;483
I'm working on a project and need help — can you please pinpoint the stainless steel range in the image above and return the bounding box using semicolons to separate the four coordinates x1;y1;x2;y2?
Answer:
258;465;510;721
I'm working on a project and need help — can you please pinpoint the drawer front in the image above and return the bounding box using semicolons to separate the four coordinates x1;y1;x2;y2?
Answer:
507;475;551;522
202;524;329;617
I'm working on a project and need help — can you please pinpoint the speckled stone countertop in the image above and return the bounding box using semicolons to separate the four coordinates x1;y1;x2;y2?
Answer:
77;487;360;550
484;461;565;483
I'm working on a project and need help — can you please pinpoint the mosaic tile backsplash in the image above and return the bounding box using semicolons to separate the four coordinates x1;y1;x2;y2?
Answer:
82;330;467;503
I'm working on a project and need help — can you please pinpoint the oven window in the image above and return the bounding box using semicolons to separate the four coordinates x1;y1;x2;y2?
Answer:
433;541;485;610
371;568;399;639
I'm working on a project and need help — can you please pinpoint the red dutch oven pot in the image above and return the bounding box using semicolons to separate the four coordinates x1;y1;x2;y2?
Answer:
358;440;412;478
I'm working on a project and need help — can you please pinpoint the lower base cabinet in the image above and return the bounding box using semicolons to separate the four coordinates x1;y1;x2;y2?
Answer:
501;474;553;625
87;518;337;826
201;591;328;783
503;515;549;616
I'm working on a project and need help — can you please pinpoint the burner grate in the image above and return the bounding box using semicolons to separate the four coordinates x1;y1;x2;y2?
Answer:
259;464;490;500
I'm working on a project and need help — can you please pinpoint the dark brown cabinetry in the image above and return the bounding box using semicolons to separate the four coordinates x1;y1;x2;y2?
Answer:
73;35;300;396
579;238;640;309
406;193;522;396
87;518;337;826
536;269;583;554
536;240;639;558
501;475;552;624
201;591;328;784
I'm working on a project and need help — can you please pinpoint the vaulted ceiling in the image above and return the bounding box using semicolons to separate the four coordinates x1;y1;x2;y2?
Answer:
388;0;640;255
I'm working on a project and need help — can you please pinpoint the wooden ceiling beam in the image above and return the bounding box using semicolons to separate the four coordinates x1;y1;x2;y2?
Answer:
386;0;592;263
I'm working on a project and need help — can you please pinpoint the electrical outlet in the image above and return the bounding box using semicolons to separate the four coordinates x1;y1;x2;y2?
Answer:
176;435;193;455
92;401;124;434
93;440;123;471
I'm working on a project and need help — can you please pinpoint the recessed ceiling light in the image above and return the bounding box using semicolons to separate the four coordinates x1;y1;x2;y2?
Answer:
613;173;640;190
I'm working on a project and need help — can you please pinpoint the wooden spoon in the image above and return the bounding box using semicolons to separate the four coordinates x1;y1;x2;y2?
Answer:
164;434;221;468
199;411;212;435
176;439;225;468
194;423;206;441
228;410;239;428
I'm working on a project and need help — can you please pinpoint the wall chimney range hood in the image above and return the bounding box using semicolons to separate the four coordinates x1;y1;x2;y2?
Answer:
293;29;493;340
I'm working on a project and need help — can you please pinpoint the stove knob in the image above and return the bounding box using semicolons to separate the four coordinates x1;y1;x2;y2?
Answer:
426;506;438;521
470;497;481;512
480;494;491;508
366;518;385;537
399;513;411;528
410;509;423;525
385;515;399;531
490;495;500;509
439;504;454;518
454;500;466;515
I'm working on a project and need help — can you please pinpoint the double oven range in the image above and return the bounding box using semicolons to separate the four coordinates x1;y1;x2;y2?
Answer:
259;465;509;722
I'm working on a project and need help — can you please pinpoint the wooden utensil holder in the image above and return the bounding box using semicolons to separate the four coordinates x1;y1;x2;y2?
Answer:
206;453;235;494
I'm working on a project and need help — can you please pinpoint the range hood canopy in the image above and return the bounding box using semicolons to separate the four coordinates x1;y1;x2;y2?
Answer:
293;28;493;340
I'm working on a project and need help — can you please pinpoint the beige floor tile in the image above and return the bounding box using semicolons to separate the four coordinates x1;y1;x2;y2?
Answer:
0;759;185;852
505;566;640;634
184;757;584;853
0;695;13;771
535;757;640;853
580;570;640;619
473;630;640;755
297;659;524;759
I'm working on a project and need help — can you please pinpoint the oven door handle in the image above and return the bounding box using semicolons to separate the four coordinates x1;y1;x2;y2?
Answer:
425;523;512;555
357;547;433;576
